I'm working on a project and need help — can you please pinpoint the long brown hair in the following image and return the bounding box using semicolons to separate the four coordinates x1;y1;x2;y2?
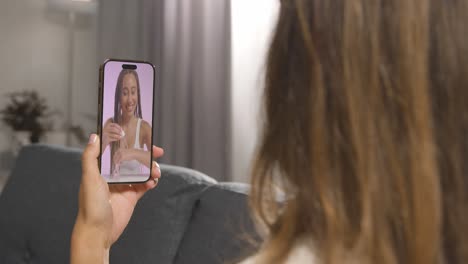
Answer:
250;0;468;263
110;69;143;172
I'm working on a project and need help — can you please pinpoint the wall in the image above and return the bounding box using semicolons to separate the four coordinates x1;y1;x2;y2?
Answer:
0;0;279;182
230;0;279;182
0;0;98;153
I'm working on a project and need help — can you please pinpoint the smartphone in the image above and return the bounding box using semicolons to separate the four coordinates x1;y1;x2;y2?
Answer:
97;59;156;183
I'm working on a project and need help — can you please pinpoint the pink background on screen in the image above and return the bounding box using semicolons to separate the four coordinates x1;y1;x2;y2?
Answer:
101;60;155;176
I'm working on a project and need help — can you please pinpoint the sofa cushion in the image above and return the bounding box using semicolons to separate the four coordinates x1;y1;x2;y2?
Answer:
0;144;216;264
110;164;216;264
174;182;261;264
0;144;82;264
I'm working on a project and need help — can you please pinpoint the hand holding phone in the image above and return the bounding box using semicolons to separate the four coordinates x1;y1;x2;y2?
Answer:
71;135;163;263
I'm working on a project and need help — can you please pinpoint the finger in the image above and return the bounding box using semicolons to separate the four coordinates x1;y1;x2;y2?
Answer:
151;161;161;179
109;127;123;135
110;123;123;131
135;175;159;199
108;129;122;136
106;132;121;140
147;162;161;190
152;146;164;159
105;126;120;136
146;177;159;190
108;135;121;142
104;123;117;131
81;134;101;184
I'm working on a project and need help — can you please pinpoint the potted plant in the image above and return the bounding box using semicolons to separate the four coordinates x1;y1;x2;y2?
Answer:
0;91;55;145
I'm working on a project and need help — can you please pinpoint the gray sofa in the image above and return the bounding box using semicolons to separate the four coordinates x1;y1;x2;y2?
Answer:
0;145;260;264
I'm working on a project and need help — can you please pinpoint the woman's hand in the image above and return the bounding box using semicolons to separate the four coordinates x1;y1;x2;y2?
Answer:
114;148;152;168
70;134;164;264
113;148;134;165
102;121;123;149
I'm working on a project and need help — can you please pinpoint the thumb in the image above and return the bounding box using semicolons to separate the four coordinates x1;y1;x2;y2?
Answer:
81;134;101;182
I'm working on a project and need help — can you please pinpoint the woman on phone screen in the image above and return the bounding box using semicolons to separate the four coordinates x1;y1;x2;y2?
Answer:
101;69;152;176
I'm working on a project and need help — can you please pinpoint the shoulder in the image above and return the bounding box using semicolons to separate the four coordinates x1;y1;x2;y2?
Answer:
139;119;152;134
239;237;317;264
140;119;151;130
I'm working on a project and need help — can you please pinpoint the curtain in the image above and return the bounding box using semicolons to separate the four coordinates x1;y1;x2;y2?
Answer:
97;0;231;181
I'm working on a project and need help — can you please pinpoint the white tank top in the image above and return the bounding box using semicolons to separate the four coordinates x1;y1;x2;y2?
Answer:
119;118;144;175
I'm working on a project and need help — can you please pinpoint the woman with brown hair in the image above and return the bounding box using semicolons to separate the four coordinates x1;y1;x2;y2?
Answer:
71;0;468;263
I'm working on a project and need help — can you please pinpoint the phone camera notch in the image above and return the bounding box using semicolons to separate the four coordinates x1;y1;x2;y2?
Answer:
122;64;137;70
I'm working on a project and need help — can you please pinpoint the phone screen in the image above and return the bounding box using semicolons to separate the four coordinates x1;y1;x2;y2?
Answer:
99;60;155;183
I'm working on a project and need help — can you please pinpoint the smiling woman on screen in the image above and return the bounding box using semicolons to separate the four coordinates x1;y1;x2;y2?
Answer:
101;69;152;177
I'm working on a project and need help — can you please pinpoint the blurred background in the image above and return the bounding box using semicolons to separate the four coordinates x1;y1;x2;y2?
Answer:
0;0;279;188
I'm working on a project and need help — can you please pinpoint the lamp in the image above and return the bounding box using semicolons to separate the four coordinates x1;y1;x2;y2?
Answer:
47;0;97;146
